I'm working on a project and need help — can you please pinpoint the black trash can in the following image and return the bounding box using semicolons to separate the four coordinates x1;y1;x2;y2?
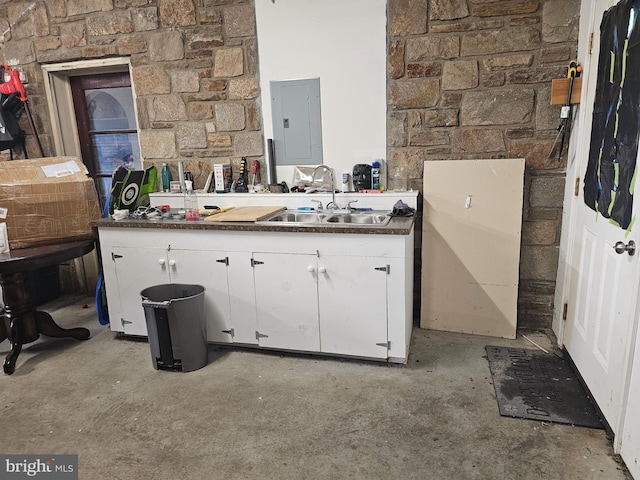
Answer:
141;284;207;372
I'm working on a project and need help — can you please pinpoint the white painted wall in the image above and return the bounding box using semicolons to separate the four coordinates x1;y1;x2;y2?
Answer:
255;0;387;187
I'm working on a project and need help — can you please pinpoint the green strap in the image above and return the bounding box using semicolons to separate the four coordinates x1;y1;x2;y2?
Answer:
625;215;636;238
610;50;616;83
630;162;638;195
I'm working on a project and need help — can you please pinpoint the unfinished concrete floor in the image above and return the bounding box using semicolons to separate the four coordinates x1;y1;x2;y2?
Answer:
0;294;631;480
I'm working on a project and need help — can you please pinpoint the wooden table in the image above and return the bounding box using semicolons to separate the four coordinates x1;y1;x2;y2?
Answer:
0;239;95;375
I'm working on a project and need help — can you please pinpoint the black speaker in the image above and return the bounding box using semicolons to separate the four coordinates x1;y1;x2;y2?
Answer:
352;164;372;191
109;166;157;214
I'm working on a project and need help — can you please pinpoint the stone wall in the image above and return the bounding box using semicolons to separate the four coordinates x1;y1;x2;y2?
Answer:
0;0;261;182
0;0;580;329
387;0;579;329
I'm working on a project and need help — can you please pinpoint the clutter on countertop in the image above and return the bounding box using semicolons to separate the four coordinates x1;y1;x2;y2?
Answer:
390;200;415;217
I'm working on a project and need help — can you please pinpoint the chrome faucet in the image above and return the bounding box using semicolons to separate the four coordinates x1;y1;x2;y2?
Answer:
311;165;337;209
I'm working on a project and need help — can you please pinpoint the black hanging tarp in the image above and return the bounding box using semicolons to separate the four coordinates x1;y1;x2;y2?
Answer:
584;0;640;229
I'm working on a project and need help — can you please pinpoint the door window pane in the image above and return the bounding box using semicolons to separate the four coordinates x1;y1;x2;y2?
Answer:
90;132;141;175
96;176;112;213
85;87;136;131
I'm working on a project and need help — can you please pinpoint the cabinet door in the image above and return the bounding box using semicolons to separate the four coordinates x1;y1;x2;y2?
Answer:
111;246;170;336
168;249;232;344
318;256;388;359
227;251;258;345
252;252;320;352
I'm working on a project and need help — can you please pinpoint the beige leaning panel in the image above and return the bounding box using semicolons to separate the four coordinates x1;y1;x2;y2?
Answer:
421;158;525;339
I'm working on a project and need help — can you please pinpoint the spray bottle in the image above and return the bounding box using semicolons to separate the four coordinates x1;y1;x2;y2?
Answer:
184;180;200;220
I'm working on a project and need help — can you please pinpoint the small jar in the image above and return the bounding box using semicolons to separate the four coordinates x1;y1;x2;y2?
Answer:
392;165;407;192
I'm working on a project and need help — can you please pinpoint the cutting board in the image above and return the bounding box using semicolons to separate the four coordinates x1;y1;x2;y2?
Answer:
204;205;286;222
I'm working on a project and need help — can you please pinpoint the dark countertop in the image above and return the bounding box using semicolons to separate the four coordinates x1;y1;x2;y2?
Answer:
92;215;415;236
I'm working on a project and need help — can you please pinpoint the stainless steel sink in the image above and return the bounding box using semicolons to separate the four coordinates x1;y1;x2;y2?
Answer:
261;211;327;224
258;210;391;226
325;213;390;225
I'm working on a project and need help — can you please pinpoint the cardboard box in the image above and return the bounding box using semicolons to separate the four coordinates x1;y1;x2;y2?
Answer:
0;156;101;249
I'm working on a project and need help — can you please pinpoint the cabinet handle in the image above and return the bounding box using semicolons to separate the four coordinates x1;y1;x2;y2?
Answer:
158;258;166;266
307;265;315;272
318;266;326;274
168;259;176;267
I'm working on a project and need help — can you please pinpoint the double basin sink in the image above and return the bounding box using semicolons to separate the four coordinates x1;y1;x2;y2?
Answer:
259;210;392;227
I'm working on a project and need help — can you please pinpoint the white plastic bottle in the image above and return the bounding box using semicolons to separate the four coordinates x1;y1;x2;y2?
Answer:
184;180;200;220
371;161;381;190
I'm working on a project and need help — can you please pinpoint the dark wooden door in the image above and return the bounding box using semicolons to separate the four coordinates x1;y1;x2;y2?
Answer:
70;72;141;210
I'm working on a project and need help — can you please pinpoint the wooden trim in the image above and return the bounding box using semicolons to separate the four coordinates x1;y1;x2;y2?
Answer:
41;58;131;156
69;72;134;182
69;77;95;176
71;71;131;90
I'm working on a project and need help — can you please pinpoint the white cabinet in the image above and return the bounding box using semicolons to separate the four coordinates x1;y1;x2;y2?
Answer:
97;226;414;363
223;251;258;345
251;253;394;358
168;249;233;344
253;252;320;351
103;241;234;342
318;255;390;359
107;246;168;336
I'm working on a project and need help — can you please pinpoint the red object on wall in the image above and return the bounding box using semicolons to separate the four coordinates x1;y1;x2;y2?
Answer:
0;65;44;157
0;66;27;102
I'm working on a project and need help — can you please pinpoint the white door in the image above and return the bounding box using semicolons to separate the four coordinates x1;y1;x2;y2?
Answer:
226;251;258;345
252;252;320;352
562;0;640;439
112;246;170;336
318;255;388;359
167;249;232;344
620;321;640;478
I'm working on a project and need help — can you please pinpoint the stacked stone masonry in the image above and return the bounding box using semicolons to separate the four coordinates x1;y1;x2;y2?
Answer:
1;0;261;185
388;0;579;329
0;0;580;329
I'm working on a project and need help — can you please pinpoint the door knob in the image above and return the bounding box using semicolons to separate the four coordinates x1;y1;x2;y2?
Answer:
318;266;326;273
614;240;636;256
158;258;166;265
307;265;315;272
169;259;176;267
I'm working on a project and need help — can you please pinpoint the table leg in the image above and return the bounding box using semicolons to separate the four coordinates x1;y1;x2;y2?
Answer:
0;307;6;344
0;271;90;375
1;273;39;375
36;311;90;340
4;312;23;375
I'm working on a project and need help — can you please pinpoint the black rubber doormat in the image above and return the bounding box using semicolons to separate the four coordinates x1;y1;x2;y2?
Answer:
485;346;603;429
